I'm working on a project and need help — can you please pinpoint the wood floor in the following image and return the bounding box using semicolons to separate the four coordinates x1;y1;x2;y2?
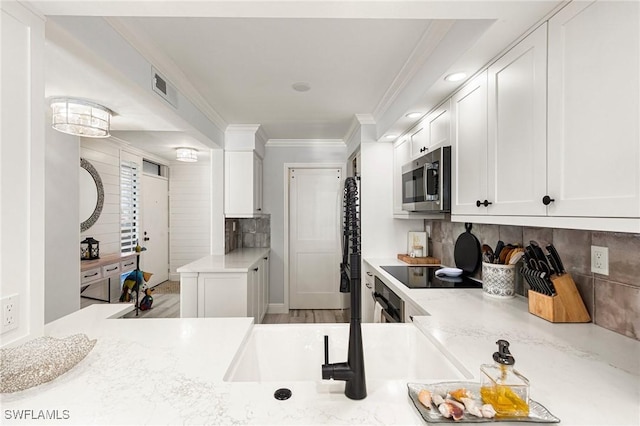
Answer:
263;309;350;324
82;280;349;323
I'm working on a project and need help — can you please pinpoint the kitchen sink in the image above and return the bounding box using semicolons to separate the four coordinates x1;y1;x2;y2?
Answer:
223;323;471;382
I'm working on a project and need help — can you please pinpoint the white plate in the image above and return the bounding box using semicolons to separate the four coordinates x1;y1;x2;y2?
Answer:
435;267;463;277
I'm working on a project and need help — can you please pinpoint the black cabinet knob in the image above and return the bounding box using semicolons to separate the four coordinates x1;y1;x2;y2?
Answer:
542;195;555;206
476;200;492;207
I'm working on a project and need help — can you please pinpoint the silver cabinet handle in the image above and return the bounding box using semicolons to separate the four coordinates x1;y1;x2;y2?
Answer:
84;272;98;278
366;272;373;276
365;282;372;289
106;267;118;272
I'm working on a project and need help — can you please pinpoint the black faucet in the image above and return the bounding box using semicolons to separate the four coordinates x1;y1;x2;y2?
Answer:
322;177;366;400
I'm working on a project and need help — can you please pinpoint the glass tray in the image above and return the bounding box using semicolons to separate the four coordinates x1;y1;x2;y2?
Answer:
407;382;560;423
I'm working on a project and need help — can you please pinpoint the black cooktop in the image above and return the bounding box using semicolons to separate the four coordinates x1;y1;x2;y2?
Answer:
381;265;482;289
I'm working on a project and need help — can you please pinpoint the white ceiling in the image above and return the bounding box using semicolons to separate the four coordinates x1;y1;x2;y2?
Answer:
36;0;564;161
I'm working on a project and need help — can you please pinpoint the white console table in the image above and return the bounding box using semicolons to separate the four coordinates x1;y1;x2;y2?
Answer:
81;252;138;302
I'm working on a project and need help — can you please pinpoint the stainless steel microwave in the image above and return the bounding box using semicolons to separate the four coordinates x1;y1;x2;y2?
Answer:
401;146;451;213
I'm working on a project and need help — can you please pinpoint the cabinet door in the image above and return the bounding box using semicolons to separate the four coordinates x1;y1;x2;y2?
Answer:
393;137;411;215
487;23;548;216
451;71;488;215
225;151;255;216
404;300;424;323
362;269;375;323
260;255;269;322
249;266;261;323
410;125;428;158
427;99;450;149
253;154;263;214
198;273;247;318
547;0;640;217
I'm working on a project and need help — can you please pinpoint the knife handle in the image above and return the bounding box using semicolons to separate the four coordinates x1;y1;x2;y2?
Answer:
546;244;565;274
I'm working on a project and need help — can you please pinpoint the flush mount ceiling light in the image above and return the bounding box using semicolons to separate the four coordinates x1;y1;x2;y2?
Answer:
176;148;198;162
444;72;467;82
50;98;112;138
291;82;311;92
405;112;422;119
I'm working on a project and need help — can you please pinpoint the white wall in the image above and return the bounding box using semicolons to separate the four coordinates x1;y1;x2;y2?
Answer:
360;142;425;258
169;155;213;279
0;2;45;347
45;123;80;323
80;139;122;253
263;144;347;306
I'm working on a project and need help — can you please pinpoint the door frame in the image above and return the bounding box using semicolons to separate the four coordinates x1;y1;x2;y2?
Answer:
283;163;346;311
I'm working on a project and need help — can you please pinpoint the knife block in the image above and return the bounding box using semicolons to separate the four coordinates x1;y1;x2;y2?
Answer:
527;273;591;323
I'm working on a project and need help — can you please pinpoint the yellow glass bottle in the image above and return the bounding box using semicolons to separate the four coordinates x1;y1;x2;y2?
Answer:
480;340;530;418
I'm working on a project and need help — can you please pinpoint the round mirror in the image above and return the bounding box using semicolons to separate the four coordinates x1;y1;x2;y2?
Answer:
80;158;104;232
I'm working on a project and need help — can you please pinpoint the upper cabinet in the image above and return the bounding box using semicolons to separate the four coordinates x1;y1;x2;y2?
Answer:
409;100;451;160
225;151;263;217
447;0;640;231
224;125;266;218
547;0;640;218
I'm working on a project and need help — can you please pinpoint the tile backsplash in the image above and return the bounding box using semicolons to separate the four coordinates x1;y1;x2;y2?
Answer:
225;217;270;253
426;219;640;341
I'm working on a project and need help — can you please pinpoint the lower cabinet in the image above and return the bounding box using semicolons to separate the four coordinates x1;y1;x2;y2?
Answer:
404;300;425;323
182;257;270;323
362;267;375;323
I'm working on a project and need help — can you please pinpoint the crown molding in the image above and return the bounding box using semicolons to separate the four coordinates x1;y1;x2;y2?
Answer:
343;113;376;145
265;139;345;148
372;20;454;121
225;124;262;134
104;17;228;132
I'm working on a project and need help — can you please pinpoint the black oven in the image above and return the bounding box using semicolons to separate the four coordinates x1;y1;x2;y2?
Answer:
401;146;451;213
373;277;405;323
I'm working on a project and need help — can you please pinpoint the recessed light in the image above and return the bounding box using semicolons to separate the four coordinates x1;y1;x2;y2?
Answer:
444;72;467;82
385;134;397;139
405;112;422;119
292;82;311;92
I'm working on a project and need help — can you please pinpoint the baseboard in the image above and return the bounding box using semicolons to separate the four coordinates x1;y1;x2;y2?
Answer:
267;303;288;314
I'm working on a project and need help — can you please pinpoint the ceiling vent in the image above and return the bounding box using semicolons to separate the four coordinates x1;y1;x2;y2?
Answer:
152;67;178;108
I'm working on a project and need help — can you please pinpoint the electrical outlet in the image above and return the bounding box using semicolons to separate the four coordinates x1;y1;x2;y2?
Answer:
591;246;609;275
1;294;19;334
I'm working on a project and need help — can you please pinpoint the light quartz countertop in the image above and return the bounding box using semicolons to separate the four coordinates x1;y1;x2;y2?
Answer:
176;248;270;273
2;257;639;425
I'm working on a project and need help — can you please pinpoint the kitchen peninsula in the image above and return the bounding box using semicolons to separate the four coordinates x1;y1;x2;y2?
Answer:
177;248;270;322
2;258;638;425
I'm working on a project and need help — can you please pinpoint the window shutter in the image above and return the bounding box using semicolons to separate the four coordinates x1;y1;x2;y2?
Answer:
120;160;139;254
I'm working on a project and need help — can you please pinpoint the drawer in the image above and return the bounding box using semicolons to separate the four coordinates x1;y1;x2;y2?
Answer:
102;262;120;277
81;267;102;284
120;258;136;273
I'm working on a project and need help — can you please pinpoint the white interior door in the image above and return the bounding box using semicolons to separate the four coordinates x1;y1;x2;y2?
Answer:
141;174;169;287
289;167;346;309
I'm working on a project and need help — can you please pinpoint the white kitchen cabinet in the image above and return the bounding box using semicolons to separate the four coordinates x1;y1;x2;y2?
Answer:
362;267;375;323
190;257;268;323
225;151;263;217
487;22;548;216
393;136;411;216
547;0;640;218
451;71;488;215
409;99;451;160
260;254;270;322
403;299;425;323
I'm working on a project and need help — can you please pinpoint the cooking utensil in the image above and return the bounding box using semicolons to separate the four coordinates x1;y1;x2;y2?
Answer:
494;241;505;263
499;247;513;264
481;244;494;264
454;223;481;274
508;250;524;265
546;244;565;275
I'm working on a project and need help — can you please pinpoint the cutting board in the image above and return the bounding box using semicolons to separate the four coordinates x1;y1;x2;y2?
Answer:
397;254;441;265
